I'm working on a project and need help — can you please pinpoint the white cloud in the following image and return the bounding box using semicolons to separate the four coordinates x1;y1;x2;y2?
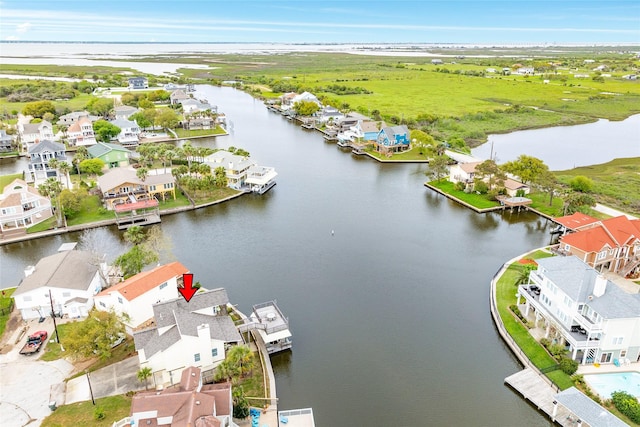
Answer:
5;35;19;40
16;22;31;33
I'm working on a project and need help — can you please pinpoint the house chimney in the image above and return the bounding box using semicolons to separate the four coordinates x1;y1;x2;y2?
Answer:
593;275;607;298
24;265;36;277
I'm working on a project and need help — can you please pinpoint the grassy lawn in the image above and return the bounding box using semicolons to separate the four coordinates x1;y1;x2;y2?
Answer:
188;187;240;206
554;157;640;217
174;126;227;138
366;146;430;162
0;287;16;339
27;216;58;233
527;192;566;217
495;252;574;391
65;195;115;226
242;351;267;407
0;173;23;189
41;394;132;427
158;191;192;210
428;179;501;209
0;93;94;117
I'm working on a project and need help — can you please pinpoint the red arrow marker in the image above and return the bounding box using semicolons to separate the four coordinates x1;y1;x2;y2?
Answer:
178;273;197;302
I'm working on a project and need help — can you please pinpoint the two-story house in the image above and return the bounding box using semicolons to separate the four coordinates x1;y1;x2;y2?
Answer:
556;214;640;277
204;150;256;190
26;140;67;184
95;262;189;332
18;119;54;151
517;255;640;365
57;111;99;127
88;142;135;169
0;129;15;152
375;125;411;154
97;167;176;210
133;289;242;387
128;77;148;90
113;105;139;120
13;245;104;320
110;118;141;146
0;179;53;234
67;116;97;146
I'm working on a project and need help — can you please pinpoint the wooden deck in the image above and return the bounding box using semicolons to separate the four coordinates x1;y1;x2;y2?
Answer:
504;368;574;426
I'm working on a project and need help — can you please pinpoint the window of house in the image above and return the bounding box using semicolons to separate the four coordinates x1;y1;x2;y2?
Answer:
597;250;607;260
23;296;32;302
149;185;156;191
159;282;167;290
194;353;201;362
612;336;624;345
211;348;218;357
118;297;123;304
99;301;106;308
62;292;71;297
620;350;627;358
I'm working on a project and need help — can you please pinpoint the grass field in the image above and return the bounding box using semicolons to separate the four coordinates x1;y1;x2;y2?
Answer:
41;394;131;427
554;157;640;216
428;180;502;209
0;287;16;339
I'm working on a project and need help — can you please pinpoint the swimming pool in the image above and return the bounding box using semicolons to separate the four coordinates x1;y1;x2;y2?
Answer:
583;371;640;399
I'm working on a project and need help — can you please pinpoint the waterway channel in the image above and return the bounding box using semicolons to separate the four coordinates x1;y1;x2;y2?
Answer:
0;86;561;426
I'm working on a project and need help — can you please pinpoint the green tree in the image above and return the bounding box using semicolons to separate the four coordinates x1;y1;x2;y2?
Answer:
425;155;449;182
214;166;228;187
232;387;250;419
535;169;559;207
501;155;548;185
22;100;56;118
42;112;55;123
155;108;179;130
59;188;87;218
86;97;113;118
226;345;255;379
137;367;152;391
114;245;159;279
475;159;506;191
293;100;320;116
93;120;121;143
58;161;72;189
136;167;149;182
38;178;64;227
124;225;146;245
569;175;593;193
79;158;105;176
73;146;89;175
64;310;127;360
563;192;596;215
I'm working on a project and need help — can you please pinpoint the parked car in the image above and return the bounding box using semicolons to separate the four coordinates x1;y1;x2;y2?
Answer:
19;331;48;355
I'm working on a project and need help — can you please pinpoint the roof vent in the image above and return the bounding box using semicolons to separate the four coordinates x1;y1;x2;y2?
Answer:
196;400;200;405
24;265;36;277
191;372;196;377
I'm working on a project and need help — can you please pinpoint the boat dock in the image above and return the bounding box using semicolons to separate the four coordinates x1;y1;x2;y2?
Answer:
504;369;572;424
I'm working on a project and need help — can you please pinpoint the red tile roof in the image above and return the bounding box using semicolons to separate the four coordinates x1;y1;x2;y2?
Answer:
553;212;599;230
97;262;188;301
560;215;640;253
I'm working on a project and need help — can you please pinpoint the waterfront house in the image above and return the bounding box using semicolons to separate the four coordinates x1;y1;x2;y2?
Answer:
374;125;411;155
317;106;343;123
95;262;189;332
279;92;298;109
110;117;141;146
170;89;190;105
13;245;103;320
503;178;530;197
26;139;67;185
516;66;535;75
291;91;321;107
556;215;640;277
113;105;139;120
248;301;292;354
128;77;148;90
0;179;53;234
552;212;600;235
517;255;640;365
448;161;481;186
431;59;443;65
179;98;215;115
97;167;176;210
18;119;54;151
127;366;232;427
66;116;97;146
204;150;256;190
0;129;15;152
183;116;214;131
133;289;242;387
88;142;135;169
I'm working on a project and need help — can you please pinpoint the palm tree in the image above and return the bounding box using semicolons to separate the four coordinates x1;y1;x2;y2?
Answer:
39;178;64;227
137;367;152;390
136;167;149;182
73;146;89;175
58;161;72;189
227;345;255;379
124;225;146;245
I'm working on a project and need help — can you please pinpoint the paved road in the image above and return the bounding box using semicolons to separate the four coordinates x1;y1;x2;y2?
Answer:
593;203;637;220
65;356;145;404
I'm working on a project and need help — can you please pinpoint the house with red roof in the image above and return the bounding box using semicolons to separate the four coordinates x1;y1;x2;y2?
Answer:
95;262;189;331
557;215;640;277
124;366;232;427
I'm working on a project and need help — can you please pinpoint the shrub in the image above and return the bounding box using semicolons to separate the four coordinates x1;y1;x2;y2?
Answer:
454;181;466;191
474;180;488;194
93;406;105;420
611;391;640;424
559;357;578;375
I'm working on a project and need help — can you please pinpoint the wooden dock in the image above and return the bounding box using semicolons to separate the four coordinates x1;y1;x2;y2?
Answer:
504;368;573;426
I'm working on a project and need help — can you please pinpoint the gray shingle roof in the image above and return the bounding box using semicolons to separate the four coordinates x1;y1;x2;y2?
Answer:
554;387;628;427
88;142;132;158
13;250;98;296
134;289;241;356
28;139;65;154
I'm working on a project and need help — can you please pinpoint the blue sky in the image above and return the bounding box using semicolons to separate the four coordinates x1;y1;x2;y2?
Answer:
1;1;639;44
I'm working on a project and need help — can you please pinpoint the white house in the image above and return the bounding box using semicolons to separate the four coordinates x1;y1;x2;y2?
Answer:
133;289;242;387
0;179;53;234
18;119;54;151
67;116;97;146
517;256;640;365
448;161;482;185
204;150;256;190
12;245;104;320
26;139;67;185
110;117;141;146
94;262;189;331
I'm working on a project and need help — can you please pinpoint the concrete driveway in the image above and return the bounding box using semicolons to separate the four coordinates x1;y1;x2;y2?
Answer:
66;355;146;404
0;358;73;427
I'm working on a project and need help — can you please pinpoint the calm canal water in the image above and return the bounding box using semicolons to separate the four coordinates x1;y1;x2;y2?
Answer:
471;113;640;170
1;86;558;426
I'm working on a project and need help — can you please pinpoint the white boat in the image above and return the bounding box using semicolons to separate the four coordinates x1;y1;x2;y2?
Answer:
246;165;277;195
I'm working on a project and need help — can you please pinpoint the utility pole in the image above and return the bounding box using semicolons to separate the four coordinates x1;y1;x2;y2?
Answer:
49;290;59;344
86;371;95;405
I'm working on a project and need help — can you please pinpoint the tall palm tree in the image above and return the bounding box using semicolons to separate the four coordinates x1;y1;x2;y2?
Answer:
227;345;255;379
58;161;72;189
137;367;152;391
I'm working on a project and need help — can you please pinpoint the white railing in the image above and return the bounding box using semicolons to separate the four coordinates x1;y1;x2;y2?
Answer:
112;417;132;427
